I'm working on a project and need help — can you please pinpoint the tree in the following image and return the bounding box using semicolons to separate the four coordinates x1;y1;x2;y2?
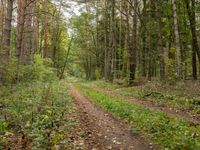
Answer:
0;0;14;83
155;0;165;79
185;0;200;80
129;0;138;83
172;0;182;79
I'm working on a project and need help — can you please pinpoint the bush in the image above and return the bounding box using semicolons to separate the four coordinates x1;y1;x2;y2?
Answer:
0;81;72;149
19;55;57;82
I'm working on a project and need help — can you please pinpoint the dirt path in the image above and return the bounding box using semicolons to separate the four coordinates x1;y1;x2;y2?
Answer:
88;85;200;125
69;86;154;150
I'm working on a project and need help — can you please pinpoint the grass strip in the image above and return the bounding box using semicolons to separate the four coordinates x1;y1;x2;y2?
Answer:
84;81;200;115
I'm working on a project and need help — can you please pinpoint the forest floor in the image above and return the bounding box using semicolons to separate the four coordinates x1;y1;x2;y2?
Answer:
69;85;153;150
85;83;200;124
82;80;200;124
74;80;200;149
1;79;200;149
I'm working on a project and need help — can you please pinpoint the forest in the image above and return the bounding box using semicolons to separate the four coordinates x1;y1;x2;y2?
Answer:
0;0;200;149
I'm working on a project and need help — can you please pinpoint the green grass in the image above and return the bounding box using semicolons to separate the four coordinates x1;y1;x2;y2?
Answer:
84;80;200;115
75;83;200;149
0;81;75;149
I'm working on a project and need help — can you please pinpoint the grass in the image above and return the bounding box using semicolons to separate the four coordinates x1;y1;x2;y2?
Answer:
84;80;200;115
75;83;200;149
0;81;76;149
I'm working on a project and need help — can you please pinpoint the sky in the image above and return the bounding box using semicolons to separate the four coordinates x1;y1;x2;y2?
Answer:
53;0;84;19
52;0;87;36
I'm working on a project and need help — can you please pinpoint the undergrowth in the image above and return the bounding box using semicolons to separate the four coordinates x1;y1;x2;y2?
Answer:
0;81;74;149
75;83;200;149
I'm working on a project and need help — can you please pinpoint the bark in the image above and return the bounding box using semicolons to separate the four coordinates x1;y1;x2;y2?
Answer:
16;0;26;64
33;1;39;54
118;0;123;77
111;0;117;80
0;0;13;83
141;0;147;77
122;1;130;78
129;0;138;83
125;1;130;52
96;0;99;68
119;0;122;50
192;50;197;79
23;0;33;64
172;0;182;78
103;0;109;79
147;0;152;81
3;0;13;59
107;1;113;81
0;0;4;48
95;0;102;76
185;0;200;80
156;0;165;80
43;0;49;58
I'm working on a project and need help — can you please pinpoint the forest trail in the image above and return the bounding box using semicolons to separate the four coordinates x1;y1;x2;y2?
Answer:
69;85;153;150
87;85;200;125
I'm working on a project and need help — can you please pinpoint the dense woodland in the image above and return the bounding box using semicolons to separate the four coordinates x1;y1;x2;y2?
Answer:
1;0;200;149
0;0;200;85
0;0;69;85
71;0;200;82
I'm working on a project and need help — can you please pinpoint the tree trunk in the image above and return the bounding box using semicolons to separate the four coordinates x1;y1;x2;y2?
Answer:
33;1;39;55
0;0;13;83
140;0;147;77
147;0;152;81
4;0;13;58
172;0;182;79
0;0;4;48
129;0;138;84
16;0;26;64
123;1;130;78
103;0;108;79
156;0;165;80
111;0;117;80
185;0;200;80
23;0;33;64
43;0;49;58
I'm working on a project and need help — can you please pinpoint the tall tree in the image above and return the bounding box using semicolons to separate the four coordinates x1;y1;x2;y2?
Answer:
0;0;13;83
172;0;182;78
16;0;26;64
185;0;200;79
129;0;138;83
155;0;165;79
0;0;4;48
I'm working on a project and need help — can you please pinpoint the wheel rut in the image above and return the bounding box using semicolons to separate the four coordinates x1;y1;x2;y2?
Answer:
87;84;200;125
69;86;154;150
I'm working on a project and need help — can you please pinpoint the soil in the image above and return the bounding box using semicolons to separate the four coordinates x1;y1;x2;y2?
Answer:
69;86;155;150
4;133;32;150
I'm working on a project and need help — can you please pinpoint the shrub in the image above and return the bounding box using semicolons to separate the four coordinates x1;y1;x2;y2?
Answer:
20;55;57;82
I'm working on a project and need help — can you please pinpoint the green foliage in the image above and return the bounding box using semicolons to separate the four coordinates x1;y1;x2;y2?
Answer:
86;80;200;115
166;52;178;81
75;83;200;149
0;54;58;85
0;119;8;132
30;55;56;82
4;58;18;84
0;81;73;149
70;13;100;80
95;68;101;80
18;55;57;82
